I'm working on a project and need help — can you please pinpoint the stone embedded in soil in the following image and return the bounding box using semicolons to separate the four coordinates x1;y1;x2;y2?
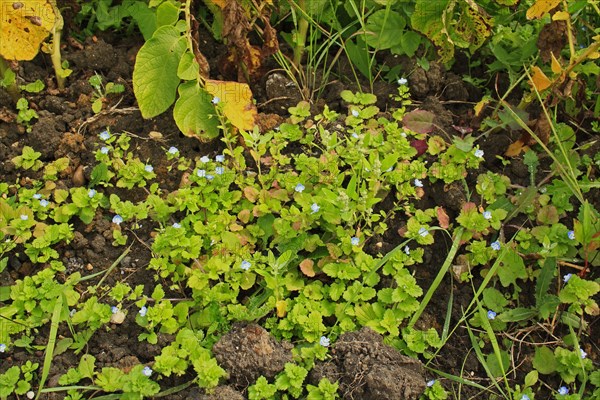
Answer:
309;327;426;400
212;323;293;388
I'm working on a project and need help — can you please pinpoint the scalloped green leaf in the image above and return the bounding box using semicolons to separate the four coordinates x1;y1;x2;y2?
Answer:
133;25;187;118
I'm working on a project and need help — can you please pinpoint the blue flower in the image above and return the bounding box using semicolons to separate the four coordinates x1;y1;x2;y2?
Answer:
311;203;320;213
319;336;330;347
212;96;220;105
216;154;225;162
241;260;251;270
206;174;214;180
351;237;360;246
563;273;572;283
100;146;109;154
20;214;28;221
426;379;435;387
139;306;148;317
487;310;497;320
483;211;492;220
33;193;42;199
172;222;181;229
168;146;179;154
567;230;575;240
197;169;206;178
351;133;359;139
474;149;485;158
414;179;423;188
39;199;49;207
69;309;76;317
200;156;210;163
88;189;96;198
351;109;359;117
558;386;569;395
111;306;119;314
99;131;110;141
580;347;587;359
215;166;224;175
295;183;305;193
404;246;410;255
520;395;530;400
144;165;153;173
142;366;153;377
418;227;429;237
0;344;6;352
490;241;501;251
112;215;124;225
398;77;408;85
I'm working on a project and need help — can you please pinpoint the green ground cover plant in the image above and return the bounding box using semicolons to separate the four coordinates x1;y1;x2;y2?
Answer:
0;0;599;399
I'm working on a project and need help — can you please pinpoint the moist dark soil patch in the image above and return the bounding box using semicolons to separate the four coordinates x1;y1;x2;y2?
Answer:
0;24;597;400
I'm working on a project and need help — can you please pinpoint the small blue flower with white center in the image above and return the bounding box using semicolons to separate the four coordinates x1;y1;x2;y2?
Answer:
215;166;224;175
567;230;575;240
418;227;429;237
88;189;96;198
520;395;530;400
351;109;359;117
206;174;214;180
216;154;225;162
487;310;497;320
197;169;206;178
142;366;153;377
40;199;49;207
426;379;435;387
398;77;408;85
69;309;76;317
580;347;587;359
400;131;407;137
33;193;42;199
20;214;28;221
558;386;569;395
0;344;6;352
112;215;123;225
241;260;251;270
168;146;179;155
319;336;330;347
139;306;148;317
474;149;485;158
172;222;181;229
351;237;360;246
563;273;572;283
99;131;110;141
111;306;119;314
144;165;153;173
414;179;423;188
212;96;220;105
311;203;320;213
200;155;210;163
100;146;109;154
491;241;501;251
404;246;410;255
483;211;492;220
295;183;305;193
351;133;359;139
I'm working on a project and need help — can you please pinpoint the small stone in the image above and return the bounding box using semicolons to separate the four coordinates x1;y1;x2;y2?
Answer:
86;263;93;271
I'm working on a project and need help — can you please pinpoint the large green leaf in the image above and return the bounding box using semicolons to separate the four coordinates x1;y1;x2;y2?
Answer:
365;10;405;50
411;0;454;61
173;81;220;140
133;25;187;118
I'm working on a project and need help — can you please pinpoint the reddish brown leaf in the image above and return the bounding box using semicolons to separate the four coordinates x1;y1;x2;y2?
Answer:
437;207;450;229
299;259;315;277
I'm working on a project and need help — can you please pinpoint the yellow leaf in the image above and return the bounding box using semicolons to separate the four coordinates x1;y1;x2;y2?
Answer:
550;52;562;74
526;0;560;20
588;51;599;60
0;0;56;60
505;139;529;157
474;97;490;117
276;299;287;318
530;66;552;92
552;11;569;21
205;79;257;131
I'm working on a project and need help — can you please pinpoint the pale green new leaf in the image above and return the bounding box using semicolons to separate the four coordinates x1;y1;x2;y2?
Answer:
133;26;187;118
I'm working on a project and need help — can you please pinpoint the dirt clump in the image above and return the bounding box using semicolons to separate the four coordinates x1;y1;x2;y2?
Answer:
212;323;293;388
309;327;426;400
